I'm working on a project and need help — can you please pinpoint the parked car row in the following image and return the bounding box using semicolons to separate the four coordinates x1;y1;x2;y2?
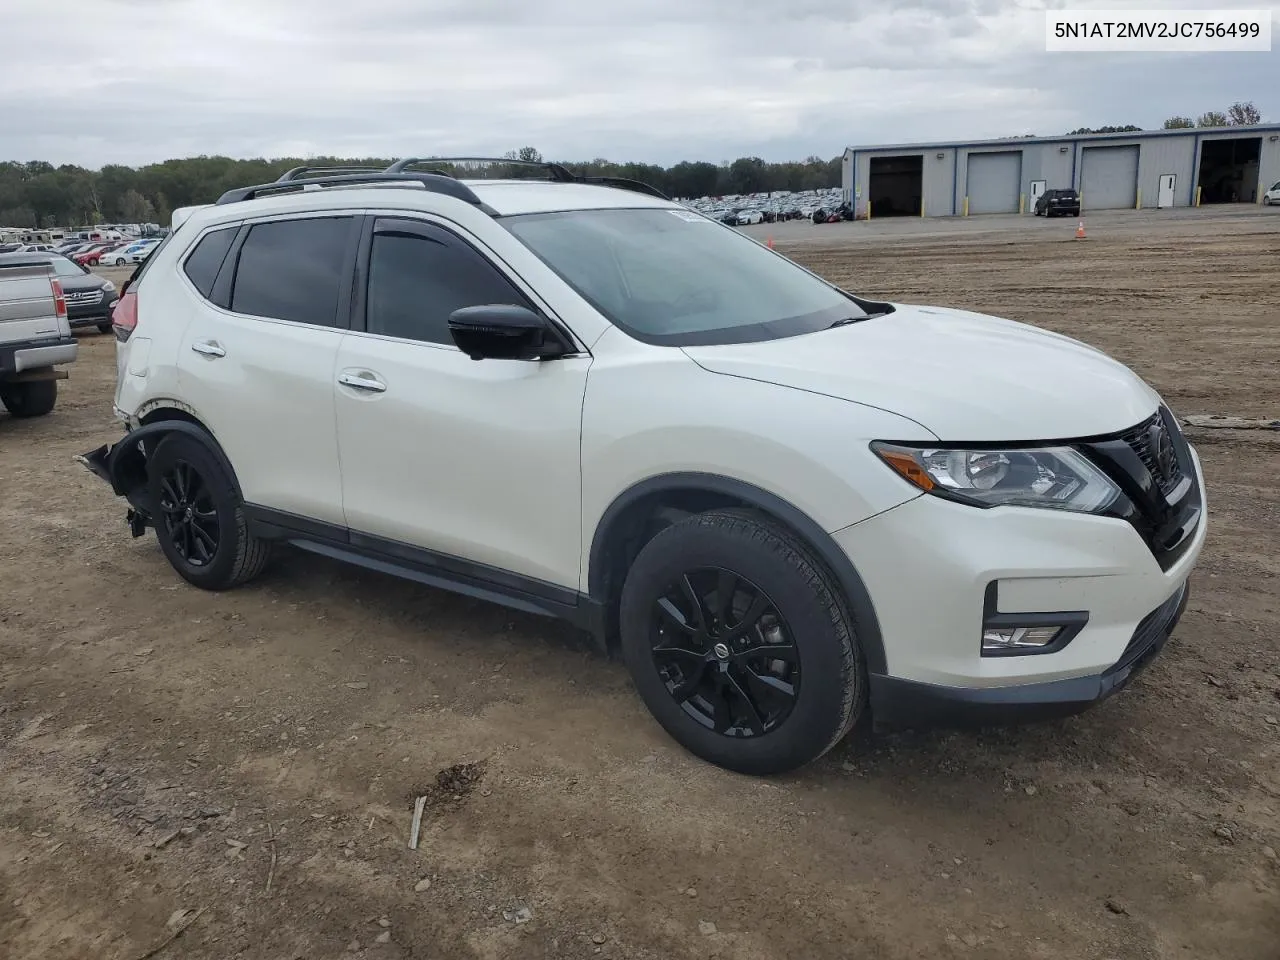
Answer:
682;187;848;226
52;237;162;267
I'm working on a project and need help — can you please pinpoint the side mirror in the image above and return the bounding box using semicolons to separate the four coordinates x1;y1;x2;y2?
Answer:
448;304;565;362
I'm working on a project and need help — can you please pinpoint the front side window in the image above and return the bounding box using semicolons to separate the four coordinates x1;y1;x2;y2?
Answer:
503;207;865;346
365;221;531;345
230;217;353;326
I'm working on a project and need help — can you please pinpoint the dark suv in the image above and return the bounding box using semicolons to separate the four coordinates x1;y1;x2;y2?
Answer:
1034;188;1080;218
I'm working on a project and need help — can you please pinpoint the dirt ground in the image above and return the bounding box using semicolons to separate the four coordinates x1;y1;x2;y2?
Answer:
2;208;1278;960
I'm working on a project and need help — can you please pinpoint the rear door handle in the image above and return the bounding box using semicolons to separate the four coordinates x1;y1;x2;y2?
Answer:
338;372;387;393
191;339;225;358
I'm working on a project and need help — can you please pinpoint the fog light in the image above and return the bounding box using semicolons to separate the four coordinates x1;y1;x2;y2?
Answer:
982;625;1063;652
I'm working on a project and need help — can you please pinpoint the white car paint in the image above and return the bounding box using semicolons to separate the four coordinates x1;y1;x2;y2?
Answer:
1264;180;1280;205
110;176;1203;720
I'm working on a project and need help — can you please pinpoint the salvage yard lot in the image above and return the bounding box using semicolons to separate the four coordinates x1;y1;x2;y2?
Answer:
2;208;1278;960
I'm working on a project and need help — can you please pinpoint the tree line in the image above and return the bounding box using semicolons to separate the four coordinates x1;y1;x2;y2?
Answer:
1067;99;1263;135
1;99;1265;230
0;153;844;230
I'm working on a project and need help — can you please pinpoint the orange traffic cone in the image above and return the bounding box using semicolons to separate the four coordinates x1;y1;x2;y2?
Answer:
1075;220;1086;239
766;236;775;249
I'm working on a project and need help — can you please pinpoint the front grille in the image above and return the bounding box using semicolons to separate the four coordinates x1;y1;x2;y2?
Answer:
1118;411;1184;496
64;290;103;305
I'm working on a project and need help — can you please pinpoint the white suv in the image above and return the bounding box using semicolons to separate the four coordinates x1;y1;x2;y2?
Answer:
79;159;1206;775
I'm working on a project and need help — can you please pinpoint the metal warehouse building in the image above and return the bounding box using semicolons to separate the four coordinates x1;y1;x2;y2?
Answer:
841;124;1280;218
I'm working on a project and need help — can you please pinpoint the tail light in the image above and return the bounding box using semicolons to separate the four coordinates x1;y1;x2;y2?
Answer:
112;288;139;342
50;278;67;321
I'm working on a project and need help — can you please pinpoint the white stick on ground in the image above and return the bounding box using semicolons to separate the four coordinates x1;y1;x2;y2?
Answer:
408;796;427;850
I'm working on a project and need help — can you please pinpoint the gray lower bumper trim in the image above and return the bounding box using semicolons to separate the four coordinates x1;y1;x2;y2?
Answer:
14;342;77;372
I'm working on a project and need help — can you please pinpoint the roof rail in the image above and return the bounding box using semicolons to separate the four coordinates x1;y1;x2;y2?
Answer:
275;164;386;183
386;157;577;182
576;176;671;201
215;172;485;206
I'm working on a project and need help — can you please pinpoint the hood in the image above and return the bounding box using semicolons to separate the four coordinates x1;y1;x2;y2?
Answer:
58;272;109;292
682;304;1160;442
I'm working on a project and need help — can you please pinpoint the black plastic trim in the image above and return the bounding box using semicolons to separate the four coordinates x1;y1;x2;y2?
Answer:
242;506;605;637
587;472;887;674
77;420;243;516
870;581;1188;728
979;581;1089;657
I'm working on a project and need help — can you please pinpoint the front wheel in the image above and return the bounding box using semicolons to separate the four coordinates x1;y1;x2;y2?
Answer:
114;257;126;265
145;433;271;590
0;379;57;417
97;321;113;334
619;510;864;775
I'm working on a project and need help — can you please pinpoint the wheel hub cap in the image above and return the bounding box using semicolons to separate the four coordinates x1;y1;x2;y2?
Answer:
649;567;800;739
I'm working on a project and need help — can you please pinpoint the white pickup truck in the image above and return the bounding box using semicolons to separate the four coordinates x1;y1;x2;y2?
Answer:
0;258;78;417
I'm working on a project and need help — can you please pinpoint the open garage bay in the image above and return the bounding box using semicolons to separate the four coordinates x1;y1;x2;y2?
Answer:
2;207;1278;960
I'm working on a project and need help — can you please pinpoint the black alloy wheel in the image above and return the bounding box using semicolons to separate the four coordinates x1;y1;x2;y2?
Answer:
619;509;864;775
145;432;271;590
157;458;220;567
651;568;799;738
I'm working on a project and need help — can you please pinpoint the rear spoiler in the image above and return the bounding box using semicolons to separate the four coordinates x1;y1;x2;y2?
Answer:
171;205;213;233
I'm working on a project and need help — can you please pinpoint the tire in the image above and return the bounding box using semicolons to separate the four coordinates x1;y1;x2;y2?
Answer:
97;321;113;334
619;509;864;775
114;257;126;265
145;433;271;590
0;379;57;417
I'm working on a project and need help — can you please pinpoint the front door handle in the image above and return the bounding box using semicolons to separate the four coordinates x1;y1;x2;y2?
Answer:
191;339;225;358
338;372;387;393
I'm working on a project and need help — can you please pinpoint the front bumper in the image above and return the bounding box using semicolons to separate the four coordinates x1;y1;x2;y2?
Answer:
0;336;78;375
834;431;1206;726
869;581;1189;726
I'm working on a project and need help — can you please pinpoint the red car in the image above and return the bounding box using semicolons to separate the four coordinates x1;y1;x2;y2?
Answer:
75;241;129;267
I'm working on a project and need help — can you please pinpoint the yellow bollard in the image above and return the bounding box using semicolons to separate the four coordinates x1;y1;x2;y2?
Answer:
1136;188;1141;210
1019;194;1025;214
963;196;969;217
1195;186;1202;207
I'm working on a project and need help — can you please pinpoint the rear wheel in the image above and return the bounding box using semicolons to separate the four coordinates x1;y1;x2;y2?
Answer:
146;433;271;590
619;510;864;775
0;379;57;417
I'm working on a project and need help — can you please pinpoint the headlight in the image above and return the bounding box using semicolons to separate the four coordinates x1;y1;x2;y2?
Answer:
872;442;1120;514
102;280;115;292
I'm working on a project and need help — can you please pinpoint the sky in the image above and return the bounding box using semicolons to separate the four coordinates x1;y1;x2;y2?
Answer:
2;0;1276;169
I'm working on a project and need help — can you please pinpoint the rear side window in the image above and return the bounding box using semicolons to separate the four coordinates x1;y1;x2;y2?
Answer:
182;227;237;299
230;217;354;327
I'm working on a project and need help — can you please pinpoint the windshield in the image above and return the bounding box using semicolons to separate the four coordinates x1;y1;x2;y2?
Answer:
50;257;86;277
502;208;865;346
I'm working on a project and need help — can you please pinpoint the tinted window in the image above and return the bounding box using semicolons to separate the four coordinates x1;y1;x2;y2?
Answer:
182;226;237;299
230;217;353;326
366;225;530;345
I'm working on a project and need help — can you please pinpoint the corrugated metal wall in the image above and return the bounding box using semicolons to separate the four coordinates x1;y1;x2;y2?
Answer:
844;129;1280;218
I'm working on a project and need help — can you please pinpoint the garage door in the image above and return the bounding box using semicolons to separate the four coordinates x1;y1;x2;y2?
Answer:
966;151;1022;215
1081;145;1139;210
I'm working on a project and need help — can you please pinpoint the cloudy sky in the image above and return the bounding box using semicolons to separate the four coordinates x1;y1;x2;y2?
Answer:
3;0;1276;168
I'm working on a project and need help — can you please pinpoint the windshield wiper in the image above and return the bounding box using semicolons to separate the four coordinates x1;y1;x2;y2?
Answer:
827;316;866;329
